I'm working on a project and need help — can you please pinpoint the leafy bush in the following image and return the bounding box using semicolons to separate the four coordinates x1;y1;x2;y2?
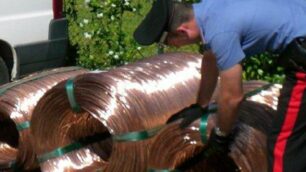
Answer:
64;0;147;69
242;52;285;83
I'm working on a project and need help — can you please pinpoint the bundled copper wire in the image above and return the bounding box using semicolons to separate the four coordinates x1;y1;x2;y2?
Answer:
148;83;281;172
0;67;88;171
30;52;206;172
0;142;17;170
30;53;274;172
246;83;282;110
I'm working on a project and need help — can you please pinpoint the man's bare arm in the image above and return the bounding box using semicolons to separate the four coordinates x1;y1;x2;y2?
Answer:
197;50;219;106
217;63;244;135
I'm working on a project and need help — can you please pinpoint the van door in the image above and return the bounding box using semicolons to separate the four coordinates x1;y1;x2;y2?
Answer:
0;0;70;84
0;0;52;45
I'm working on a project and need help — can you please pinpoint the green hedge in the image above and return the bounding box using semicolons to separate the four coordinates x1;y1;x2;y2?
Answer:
242;52;284;83
65;0;284;83
65;0;147;69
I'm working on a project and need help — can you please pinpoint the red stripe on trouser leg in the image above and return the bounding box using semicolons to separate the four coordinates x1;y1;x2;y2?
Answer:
273;72;306;172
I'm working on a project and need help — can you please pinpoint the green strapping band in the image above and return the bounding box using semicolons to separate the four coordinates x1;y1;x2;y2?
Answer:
37;124;165;163
65;78;81;113
244;83;274;98
112;125;164;142
200;113;209;143
16;121;31;131
38;142;83;163
199;106;217;144
37;132;111;163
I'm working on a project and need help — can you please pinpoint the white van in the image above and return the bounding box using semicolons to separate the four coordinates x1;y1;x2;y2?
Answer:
0;0;71;84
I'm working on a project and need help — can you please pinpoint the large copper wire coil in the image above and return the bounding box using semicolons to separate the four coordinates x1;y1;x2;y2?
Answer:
30;53;203;172
0;67;88;171
29;52;281;172
148;83;281;172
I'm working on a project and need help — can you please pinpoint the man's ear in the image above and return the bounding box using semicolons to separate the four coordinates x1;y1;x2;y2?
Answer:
176;20;200;41
176;24;190;37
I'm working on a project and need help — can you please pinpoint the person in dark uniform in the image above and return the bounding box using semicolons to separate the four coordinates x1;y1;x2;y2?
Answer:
133;0;306;171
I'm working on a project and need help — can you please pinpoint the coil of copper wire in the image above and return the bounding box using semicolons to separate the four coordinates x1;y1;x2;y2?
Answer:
29;52;281;172
147;83;281;172
0;67;88;171
30;52;205;172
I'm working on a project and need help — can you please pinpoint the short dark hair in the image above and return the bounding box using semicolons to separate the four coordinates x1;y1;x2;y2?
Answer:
169;3;194;32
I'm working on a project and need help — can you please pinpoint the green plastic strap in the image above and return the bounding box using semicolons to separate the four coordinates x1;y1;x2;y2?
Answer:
38;142;83;163
16;121;31;131
112;125;164;142
199;106;218;143
37;132;110;163
200;112;209;143
65;78;81;113
244;83;274;98
38;125;164;162
38;124;165;162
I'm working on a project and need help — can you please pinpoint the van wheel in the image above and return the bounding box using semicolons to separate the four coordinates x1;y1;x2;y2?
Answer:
0;57;9;85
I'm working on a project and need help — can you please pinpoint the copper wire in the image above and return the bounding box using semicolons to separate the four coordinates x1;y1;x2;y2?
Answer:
30;52;205;172
0;142;17;170
246;83;282;110
29;52;279;171
0;67;88;171
148;83;281;172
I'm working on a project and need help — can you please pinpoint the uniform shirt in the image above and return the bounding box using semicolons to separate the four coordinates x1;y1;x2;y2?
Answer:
193;0;306;70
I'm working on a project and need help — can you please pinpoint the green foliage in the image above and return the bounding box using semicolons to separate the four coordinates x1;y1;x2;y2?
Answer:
64;0;146;69
242;52;285;83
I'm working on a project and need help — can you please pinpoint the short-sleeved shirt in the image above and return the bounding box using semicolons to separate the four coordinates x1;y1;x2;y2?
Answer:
193;0;306;70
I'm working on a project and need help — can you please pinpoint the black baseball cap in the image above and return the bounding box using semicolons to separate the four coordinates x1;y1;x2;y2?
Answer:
133;0;175;45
